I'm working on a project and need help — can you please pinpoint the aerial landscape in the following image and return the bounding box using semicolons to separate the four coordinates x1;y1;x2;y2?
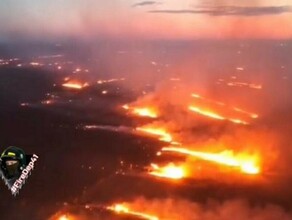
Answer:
0;1;292;220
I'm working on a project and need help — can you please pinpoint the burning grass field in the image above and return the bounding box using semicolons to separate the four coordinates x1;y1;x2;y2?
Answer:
0;41;292;220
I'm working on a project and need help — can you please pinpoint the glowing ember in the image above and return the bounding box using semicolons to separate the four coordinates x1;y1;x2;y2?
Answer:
191;93;225;106
225;81;263;90
149;163;185;179
233;107;258;119
191;93;202;99
156;151;162;156
97;78;125;84
249;84;262;90
107;204;159;220
58;215;70;220
30;62;41;66
189;106;225;120
251;114;258;119
20;103;29;107
170;141;182;146
41;100;54;105
136;127;172;142
62;83;82;89
162;147;260;175
122;104;130;110
62;81;88;89
228;118;249;125
169;78;181;81
236;67;244;71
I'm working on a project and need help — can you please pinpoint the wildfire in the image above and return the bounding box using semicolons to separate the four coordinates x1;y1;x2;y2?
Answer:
228;118;249;125
189;106;249;125
97;78;125;84
189;106;225;120
233;107;258;119
62;81;88;89
225;81;263;90
132;107;158;118
162;147;260;175
107;203;159;220
149;163;185;179
190;93;258;121
136;127;172;142
58;215;70;220
191;93;225;106
123;104;158;118
50;213;75;220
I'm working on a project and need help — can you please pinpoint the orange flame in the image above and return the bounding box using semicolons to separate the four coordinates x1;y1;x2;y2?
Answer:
107;204;159;220
189;106;249;125
122;104;130;110
228;118;249;125
136;127;172;142
233;107;258;119
226;82;263;90
123;104;158;118
55;214;76;220
97;78;125;84
189;106;225;120
62;81;88;89
162;147;260;175
58;215;70;220
149;163;186;179
191;93;258;120
191;93;225;106
132;107;158;118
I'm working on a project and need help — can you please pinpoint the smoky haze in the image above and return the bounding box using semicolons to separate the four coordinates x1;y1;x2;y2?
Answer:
24;38;291;220
3;39;291;174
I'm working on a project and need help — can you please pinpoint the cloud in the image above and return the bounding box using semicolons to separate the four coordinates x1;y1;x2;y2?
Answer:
133;1;159;8
148;5;292;16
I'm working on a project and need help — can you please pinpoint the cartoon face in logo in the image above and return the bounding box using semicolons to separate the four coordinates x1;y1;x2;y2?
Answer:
0;146;38;196
0;146;26;180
